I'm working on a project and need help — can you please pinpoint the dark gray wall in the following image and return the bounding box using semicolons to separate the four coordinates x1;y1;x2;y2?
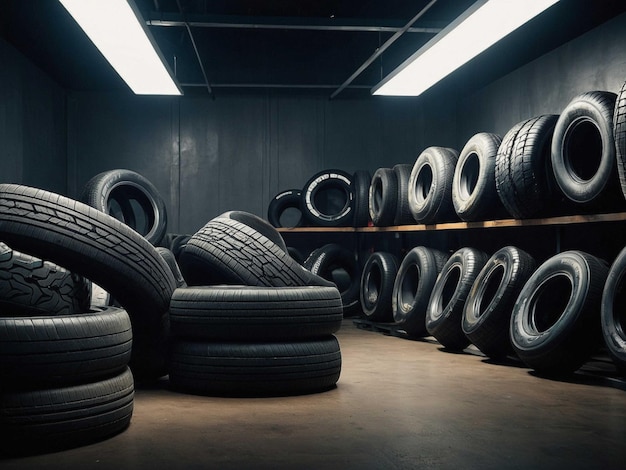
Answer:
4;12;626;236
0;40;67;193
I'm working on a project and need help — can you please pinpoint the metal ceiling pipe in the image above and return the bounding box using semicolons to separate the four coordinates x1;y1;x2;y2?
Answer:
176;0;212;95
147;19;442;34
330;0;439;99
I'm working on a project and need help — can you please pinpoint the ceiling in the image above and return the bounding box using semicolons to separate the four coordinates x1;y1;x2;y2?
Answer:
2;0;626;98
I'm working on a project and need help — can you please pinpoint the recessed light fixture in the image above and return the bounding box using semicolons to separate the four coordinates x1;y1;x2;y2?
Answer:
59;0;182;95
372;0;560;97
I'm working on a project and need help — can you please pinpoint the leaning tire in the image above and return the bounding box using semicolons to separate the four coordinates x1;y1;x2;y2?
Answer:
393;246;449;337
408;147;459;224
169;337;341;396
267;189;304;228
551;91;620;206
0;307;132;386
179;215;334;288
80;168;167;246
615;80;626;200
0;242;90;316
393;164;414;225
452;132;504;221
0;184;177;379
0;367;134;457
156;247;187;288
601;246;626;374
462;246;536;359
303;243;361;315
352;170;372;227
301;170;354;227
360;252;399;322
219;210;288;253
169;285;343;341
369;168;398;227
426;247;489;350
511;250;608;375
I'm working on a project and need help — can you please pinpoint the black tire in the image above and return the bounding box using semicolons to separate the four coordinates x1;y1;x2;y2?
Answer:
426;247;489;350
80;168;167;246
303;243;361;315
551;91;620;205
601;246;626;374
169;234;191;260
169;285;343;341
287;246;306;265
0;307;132;386
301;170;354;227
495;115;561;219
179;215;334;288
219;210;288;253
408;147;459;224
453;132;505;221
0;242;90;316
462;246;536;359
0;184;177;379
156;246;187;288
393;246;449;337
0;367;134;457
369;168;398;227
614;79;626;200
267;189;304;229
360;252;399;322
168;337;341;396
352;170;371;227
511;250;608;375
393;164;414;225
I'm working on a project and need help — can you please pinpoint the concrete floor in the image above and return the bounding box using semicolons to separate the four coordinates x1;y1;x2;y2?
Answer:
2;319;626;469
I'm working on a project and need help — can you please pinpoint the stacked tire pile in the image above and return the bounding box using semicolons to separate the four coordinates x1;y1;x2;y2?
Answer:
172;211;344;396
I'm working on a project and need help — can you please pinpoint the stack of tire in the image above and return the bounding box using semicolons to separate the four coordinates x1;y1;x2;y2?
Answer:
173;211;343;396
268;169;372;228
0;242;134;456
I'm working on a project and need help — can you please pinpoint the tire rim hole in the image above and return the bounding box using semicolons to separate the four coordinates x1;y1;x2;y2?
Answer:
438;265;462;314
530;275;573;333
477;264;505;317
399;264;419;310
108;185;155;237
312;184;350;217
612;272;626;337
415;165;433;203
564;118;603;182
366;265;382;304
460;152;480;199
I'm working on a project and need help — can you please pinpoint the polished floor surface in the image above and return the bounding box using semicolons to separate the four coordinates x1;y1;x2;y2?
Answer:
3;319;626;469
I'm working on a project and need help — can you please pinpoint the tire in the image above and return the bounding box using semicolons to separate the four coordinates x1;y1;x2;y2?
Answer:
393;246;449;337
393;164;414;225
495;115;561;219
219;210;288;253
80;168;167;246
452;132;505;221
615;79;626;200
360;252;399;322
351;170;371;227
178;215;334;288
0;184;177;379
303;243;361;315
0;367;134;457
169;234;191;260
0;307;132;386
267;189;304;228
301;170;354;227
168;337;341;396
426;247;489;350
169;285;343;341
551;91;620;206
369;168;398;227
0;242;90;316
462;246;536;359
511;250;609;375
601;246;626;374
287;246;305;265
408;147;459;224
156;247;187;288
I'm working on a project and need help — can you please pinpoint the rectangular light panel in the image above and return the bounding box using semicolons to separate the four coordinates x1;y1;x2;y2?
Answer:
372;0;560;96
59;0;182;95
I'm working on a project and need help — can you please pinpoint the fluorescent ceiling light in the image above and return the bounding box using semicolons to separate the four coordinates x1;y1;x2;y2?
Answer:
59;0;182;95
372;0;560;96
